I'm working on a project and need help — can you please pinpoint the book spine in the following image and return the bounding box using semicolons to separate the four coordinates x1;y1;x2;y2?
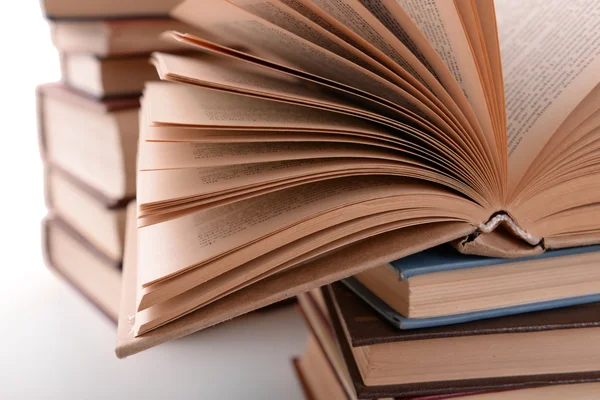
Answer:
478;213;542;246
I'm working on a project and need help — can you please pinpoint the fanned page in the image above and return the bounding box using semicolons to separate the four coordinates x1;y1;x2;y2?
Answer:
496;0;600;245
122;0;600;352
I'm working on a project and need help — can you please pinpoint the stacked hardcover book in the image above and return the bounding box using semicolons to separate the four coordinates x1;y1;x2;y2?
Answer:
37;0;191;323
36;0;600;396
295;245;600;399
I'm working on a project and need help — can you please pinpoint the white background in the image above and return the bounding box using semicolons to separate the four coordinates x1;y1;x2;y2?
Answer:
0;3;307;399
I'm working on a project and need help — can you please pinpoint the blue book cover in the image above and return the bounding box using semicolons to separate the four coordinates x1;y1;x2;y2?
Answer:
342;277;600;330
389;244;600;280
343;243;600;329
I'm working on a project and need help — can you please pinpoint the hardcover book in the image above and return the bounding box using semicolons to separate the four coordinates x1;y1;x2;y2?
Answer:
118;0;600;356
297;290;488;400
296;288;600;399
346;244;600;328
61;53;158;98
318;283;600;398
43;217;122;323
45;167;130;262
37;84;139;200
49;18;192;56
41;0;182;20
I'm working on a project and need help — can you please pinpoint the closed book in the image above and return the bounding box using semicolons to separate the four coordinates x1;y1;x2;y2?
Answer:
322;282;600;398
41;0;181;20
296;290;488;400
37;84;139;201
61;53;158;98
45;166;131;263
43;217;122;323
348;244;600;327
49;18;193;56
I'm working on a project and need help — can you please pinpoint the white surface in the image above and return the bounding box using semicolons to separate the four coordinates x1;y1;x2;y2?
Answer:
3;277;307;399
0;3;308;399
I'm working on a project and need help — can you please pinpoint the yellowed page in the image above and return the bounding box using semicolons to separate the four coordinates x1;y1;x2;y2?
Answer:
170;0;507;183
144;81;488;189
306;0;502;200
134;213;458;334
171;0;427;115
163;27;506;206
453;0;502;144
139;140;397;170
496;0;600;191
137;176;486;287
283;0;501;182
152;52;398;123
229;0;451;110
153;51;455;145
153;51;489;178
396;0;496;151
352;0;491;149
227;0;397;77
137;213;447;311
275;0;489;155
116;202;474;357
139;158;404;204
521;85;600;186
147;82;385;133
473;0;506;133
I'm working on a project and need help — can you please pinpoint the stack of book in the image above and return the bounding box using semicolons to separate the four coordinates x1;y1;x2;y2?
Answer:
66;0;599;394
114;0;600;366
37;0;192;323
295;245;600;399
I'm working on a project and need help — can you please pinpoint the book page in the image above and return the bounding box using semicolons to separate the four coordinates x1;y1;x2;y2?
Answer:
355;0;487;136
137;212;451;311
137;176;484;287
138;157;406;204
152;52;433;136
158;39;486;174
139;140;397;170
295;0;498;162
276;0;477;137
135;212;459;333
496;0;600;191
396;0;496;150
306;0;433;89
228;0;388;74
171;0;426;115
226;0;483;146
145;82;480;178
171;0;508;178
353;0;503;196
517;85;600;193
153;52;388;121
147;82;385;133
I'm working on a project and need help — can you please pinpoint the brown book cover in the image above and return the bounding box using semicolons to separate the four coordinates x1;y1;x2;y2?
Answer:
42;217;121;323
41;0;182;20
292;357;316;400
37;83;139;202
36;83;139;164
323;283;600;399
297;293;494;400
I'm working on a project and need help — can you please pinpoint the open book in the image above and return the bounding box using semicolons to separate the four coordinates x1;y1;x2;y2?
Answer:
117;0;600;356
